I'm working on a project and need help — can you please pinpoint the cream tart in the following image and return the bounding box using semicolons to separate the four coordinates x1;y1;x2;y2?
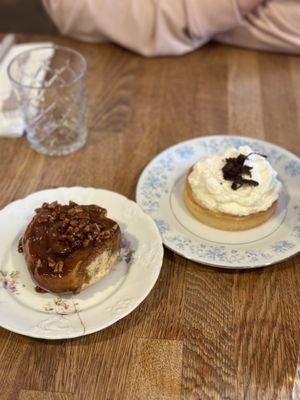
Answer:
18;201;121;294
184;146;281;231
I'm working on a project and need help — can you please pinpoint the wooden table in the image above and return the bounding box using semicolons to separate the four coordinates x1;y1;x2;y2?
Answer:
0;34;299;400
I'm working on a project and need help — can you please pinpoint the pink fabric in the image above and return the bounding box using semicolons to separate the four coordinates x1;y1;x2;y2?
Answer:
43;0;300;55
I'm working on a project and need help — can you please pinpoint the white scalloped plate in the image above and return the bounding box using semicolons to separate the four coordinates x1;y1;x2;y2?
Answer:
136;135;300;268
0;187;163;339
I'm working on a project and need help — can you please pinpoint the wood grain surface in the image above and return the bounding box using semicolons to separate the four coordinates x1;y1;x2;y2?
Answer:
0;34;299;400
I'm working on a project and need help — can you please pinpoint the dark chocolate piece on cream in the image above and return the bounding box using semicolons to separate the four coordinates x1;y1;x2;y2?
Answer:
222;152;267;191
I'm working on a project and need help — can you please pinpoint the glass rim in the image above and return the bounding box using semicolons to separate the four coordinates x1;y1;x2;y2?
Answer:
7;45;87;89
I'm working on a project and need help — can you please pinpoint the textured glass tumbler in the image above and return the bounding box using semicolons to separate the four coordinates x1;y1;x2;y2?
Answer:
8;46;87;156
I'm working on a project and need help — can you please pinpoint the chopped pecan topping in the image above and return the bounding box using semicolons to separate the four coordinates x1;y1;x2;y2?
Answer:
47;201;58;209
59;212;66;220
58;234;67;241
47;257;56;269
83;239;90;248
30;201;119;261
79;221;87;229
99;230;112;239
54;260;64;273
67;226;74;234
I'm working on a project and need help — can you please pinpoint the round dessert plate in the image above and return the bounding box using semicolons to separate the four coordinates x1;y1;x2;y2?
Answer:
136;135;300;268
0;187;163;339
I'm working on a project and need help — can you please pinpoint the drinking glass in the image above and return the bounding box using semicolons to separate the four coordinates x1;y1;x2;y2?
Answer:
7;46;87;156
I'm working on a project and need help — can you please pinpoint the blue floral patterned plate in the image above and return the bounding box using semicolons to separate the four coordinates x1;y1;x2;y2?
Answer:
136;135;300;269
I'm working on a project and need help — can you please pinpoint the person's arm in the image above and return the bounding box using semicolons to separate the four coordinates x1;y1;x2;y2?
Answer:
42;0;247;56
237;0;262;16
216;0;300;54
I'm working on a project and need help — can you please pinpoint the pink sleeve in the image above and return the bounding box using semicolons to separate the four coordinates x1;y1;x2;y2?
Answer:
216;0;300;54
42;0;243;56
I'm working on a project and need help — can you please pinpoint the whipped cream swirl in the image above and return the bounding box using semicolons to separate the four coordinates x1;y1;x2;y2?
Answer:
188;146;282;216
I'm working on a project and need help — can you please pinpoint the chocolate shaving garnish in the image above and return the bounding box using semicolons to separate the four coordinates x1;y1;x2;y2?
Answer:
222;152;267;190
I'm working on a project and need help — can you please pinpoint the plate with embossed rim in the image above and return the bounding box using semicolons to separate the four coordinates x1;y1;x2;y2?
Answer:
0;187;163;339
136;135;300;269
